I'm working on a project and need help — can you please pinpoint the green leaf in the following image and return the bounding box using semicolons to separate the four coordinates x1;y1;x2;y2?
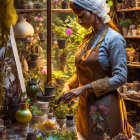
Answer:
92;114;98;121
97;123;102;129
99;115;104;121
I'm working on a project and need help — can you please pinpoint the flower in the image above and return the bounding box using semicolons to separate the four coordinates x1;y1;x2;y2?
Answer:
90;106;97;111
34;16;39;20
104;111;108;115
57;54;61;58
39;17;44;22
41;66;47;74
38;71;41;75
66;28;72;35
54;0;59;2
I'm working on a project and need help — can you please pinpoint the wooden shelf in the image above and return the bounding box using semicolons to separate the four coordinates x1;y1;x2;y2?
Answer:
127;64;140;69
124;36;140;39
123;96;140;103
16;9;72;13
117;7;140;12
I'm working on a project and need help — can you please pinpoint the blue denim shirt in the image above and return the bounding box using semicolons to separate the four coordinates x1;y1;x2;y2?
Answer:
91;28;127;91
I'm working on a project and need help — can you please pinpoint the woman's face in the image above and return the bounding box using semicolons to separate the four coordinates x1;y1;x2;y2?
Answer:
74;10;96;29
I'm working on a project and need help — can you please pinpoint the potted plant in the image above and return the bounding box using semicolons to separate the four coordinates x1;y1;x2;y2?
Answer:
4;77;23;122
52;71;65;85
30;104;47;123
54;103;67;129
119;19;132;36
61;0;69;9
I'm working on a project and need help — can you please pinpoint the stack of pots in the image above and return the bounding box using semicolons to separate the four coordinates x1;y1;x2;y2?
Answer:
31;101;49;124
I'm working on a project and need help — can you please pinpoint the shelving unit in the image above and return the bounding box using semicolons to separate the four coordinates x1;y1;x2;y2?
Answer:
117;7;140;12
16;9;72;13
127;64;140;69
124;36;140;39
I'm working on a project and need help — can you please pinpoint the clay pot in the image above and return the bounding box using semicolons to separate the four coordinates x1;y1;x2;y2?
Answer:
28;61;38;69
14;16;34;38
44;86;55;96
31;114;47;124
40;107;50;114
56;118;66;129
16;103;32;124
57;39;66;49
27;1;34;9
55;78;63;85
38;101;49;108
122;27;128;36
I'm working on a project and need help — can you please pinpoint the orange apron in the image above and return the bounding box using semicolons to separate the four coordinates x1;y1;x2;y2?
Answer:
75;28;131;140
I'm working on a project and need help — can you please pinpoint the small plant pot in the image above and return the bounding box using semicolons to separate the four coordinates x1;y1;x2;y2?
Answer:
55;78;63;85
31;114;47;124
27;2;34;9
61;1;68;9
38;101;49;108
57;39;66;49
30;54;39;61
44;86;55;96
39;32;45;42
122;27;128;36
28;61;38;69
132;29;137;36
40;107;50;114
56;118;66;129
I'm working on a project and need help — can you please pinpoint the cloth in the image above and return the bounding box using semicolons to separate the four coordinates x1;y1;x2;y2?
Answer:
93;27;127;91
74;27;131;140
70;0;111;23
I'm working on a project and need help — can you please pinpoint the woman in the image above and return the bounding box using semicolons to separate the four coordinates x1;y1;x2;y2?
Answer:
56;0;132;139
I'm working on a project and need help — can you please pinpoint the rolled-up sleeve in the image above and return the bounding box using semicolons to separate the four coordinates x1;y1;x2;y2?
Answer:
108;35;127;91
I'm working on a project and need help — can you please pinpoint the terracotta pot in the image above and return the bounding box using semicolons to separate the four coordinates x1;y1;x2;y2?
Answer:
56;118;66;129
31;114;47;124
14;16;34;38
38;101;49;108
61;1;68;9
16;103;32;124
122;27;128;36
57;39;66;49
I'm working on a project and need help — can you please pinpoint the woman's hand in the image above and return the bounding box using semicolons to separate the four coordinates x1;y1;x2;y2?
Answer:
56;84;92;104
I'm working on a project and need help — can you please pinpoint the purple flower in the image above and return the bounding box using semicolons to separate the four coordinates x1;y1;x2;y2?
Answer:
54;0;59;2
66;28;72;35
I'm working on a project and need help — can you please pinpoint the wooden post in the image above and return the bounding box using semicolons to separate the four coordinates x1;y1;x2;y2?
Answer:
46;0;52;85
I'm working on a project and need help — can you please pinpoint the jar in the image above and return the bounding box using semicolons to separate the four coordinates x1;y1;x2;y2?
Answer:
16;103;32;124
26;77;40;98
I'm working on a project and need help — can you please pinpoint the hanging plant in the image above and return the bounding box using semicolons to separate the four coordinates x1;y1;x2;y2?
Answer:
0;0;17;48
